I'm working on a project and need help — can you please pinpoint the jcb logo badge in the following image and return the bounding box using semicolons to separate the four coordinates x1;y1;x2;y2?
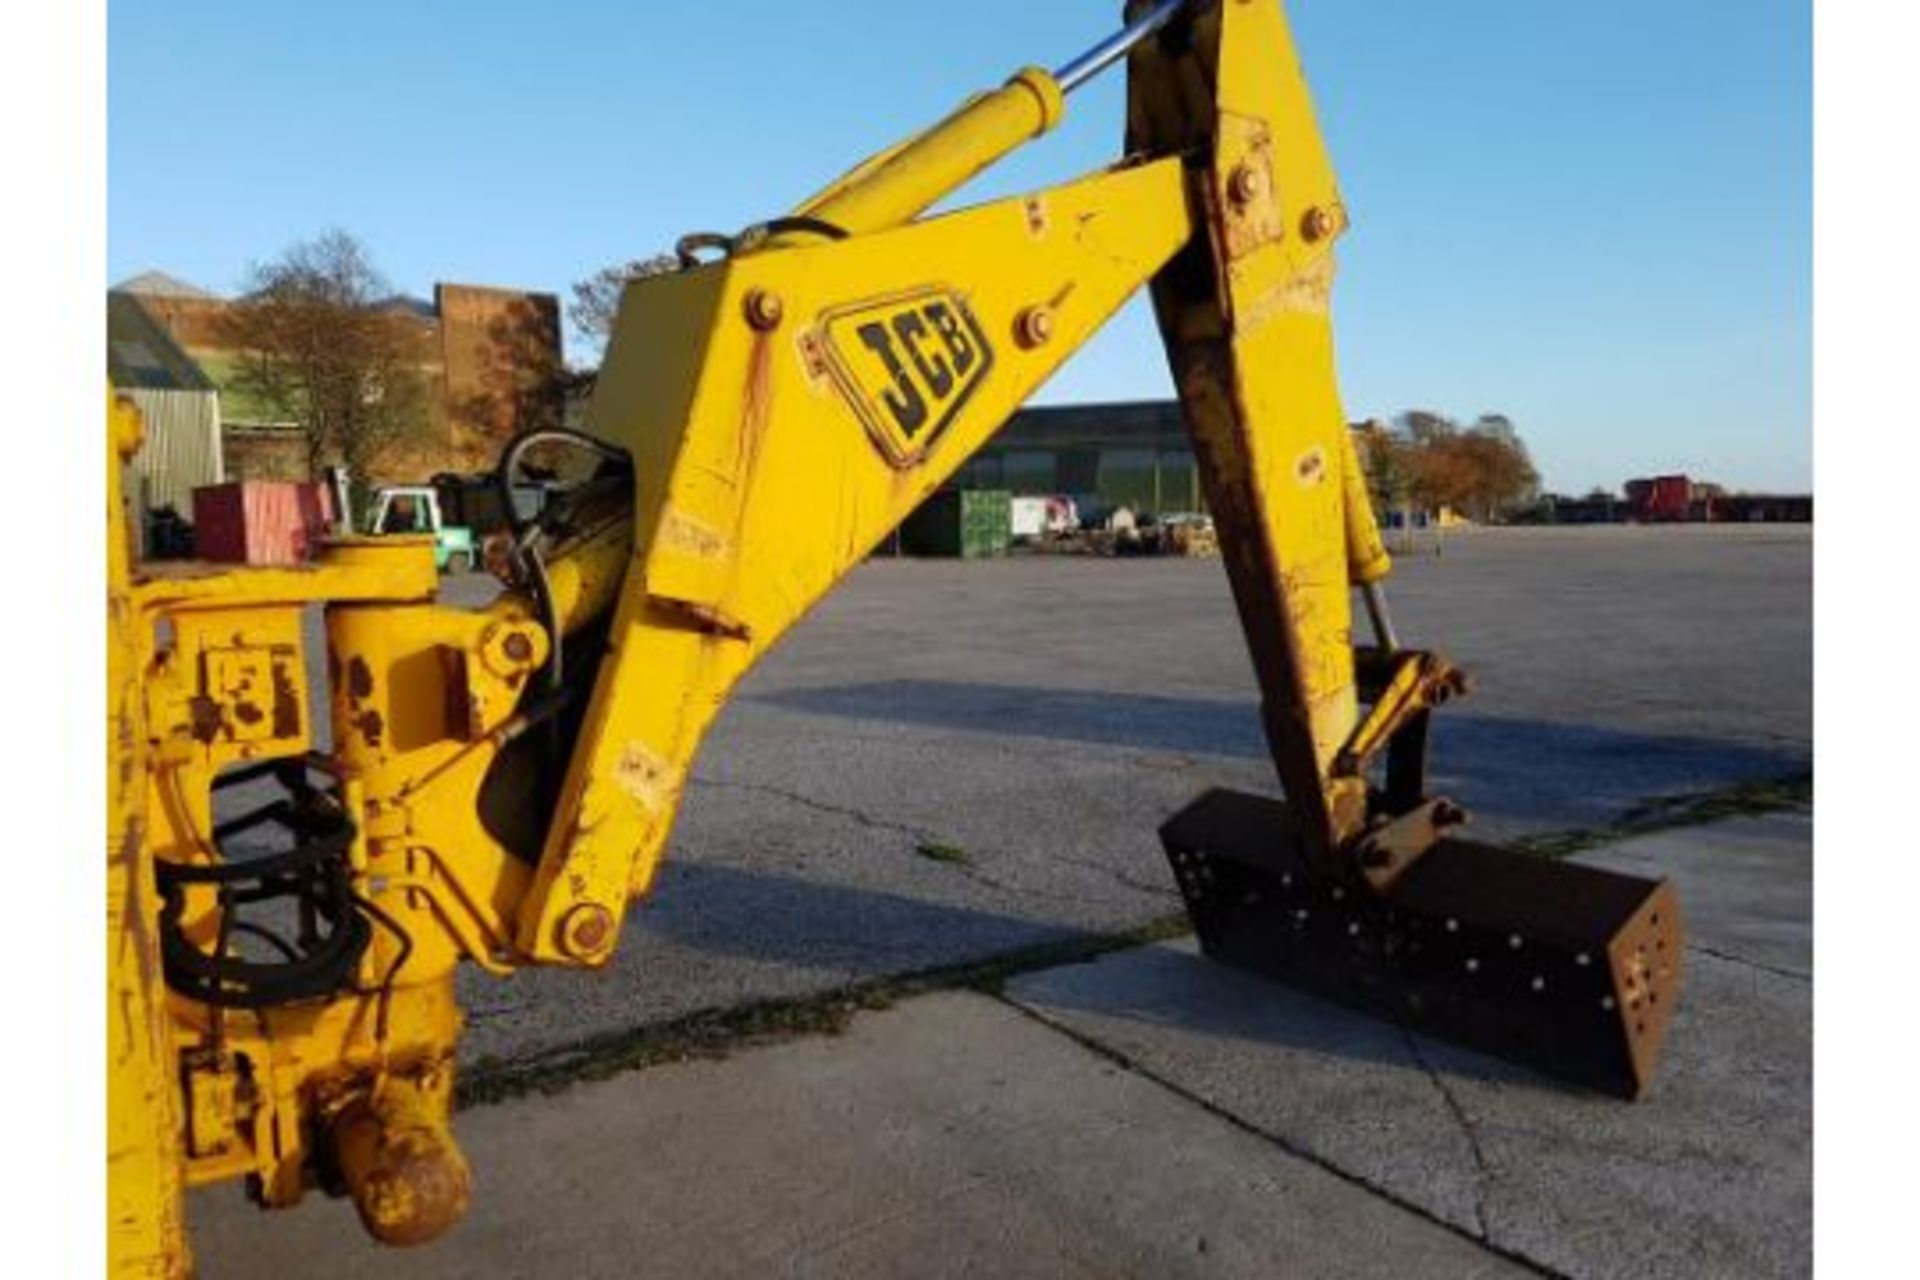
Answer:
819;288;994;467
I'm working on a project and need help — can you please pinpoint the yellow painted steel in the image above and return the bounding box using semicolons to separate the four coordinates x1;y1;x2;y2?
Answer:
514;158;1193;961
792;67;1065;234
108;4;1415;1272
1127;0;1376;857
108;389;189;1278
106;389;500;1269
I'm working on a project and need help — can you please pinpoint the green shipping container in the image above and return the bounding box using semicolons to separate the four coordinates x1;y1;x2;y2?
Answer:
900;489;1012;559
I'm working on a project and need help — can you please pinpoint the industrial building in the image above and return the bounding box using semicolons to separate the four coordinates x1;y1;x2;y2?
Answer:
106;290;224;553
111;272;565;485
950;400;1203;517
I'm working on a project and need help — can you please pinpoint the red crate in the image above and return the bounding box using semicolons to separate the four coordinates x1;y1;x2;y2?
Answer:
192;482;334;566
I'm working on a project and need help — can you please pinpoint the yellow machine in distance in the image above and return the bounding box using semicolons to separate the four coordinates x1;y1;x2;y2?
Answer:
106;2;1683;1274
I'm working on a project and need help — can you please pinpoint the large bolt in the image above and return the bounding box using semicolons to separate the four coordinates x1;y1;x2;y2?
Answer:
1301;204;1340;243
743;288;785;331
1014;305;1055;348
480;623;540;679
557;903;615;959
1228;163;1266;207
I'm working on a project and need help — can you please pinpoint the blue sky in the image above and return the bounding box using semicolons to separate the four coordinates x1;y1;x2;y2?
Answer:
108;0;1810;494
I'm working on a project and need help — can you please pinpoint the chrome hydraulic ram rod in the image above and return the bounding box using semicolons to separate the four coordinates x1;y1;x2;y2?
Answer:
1054;0;1194;93
1361;582;1400;653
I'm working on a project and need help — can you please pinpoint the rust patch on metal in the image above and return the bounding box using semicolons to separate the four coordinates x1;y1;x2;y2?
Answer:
331;1099;472;1247
1215;116;1284;262
736;328;776;496
1023;195;1050;237
116;818;160;996
1164;342;1335;859
1294;446;1327;487
347;656;375;701
1163;790;1686;1098
272;656;301;737
354;710;385;749
798;328;833;385
188;695;222;744
661;598;753;641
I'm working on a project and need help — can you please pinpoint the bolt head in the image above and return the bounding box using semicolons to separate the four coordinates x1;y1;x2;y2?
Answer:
1302;205;1340;243
502;631;534;664
1015;305;1055;348
557;903;615;959
1228;163;1266;206
743;288;784;331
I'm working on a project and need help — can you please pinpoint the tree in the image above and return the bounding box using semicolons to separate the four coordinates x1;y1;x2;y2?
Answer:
215;231;432;481
568;253;677;347
1383;409;1542;523
1353;419;1411;510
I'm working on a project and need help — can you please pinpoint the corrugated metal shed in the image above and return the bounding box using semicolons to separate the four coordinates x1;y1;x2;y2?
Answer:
108;292;225;517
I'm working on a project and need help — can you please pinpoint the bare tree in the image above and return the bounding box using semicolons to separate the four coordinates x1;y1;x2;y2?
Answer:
568;254;677;347
216;230;432;481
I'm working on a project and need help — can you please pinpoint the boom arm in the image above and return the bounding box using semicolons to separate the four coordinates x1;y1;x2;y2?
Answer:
511;0;1383;963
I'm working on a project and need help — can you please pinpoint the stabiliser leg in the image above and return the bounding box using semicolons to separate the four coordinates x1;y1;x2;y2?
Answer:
1161;790;1683;1099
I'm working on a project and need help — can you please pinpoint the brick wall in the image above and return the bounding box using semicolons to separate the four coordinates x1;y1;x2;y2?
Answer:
436;284;564;462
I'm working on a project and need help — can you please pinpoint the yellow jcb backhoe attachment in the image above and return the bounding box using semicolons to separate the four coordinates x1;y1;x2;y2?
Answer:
511;0;1682;1095
107;3;1681;1274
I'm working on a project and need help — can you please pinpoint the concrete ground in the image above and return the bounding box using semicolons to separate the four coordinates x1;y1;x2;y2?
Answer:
1003;813;1812;1280
192;526;1811;1277
447;526;1812;1062
192;810;1810;1278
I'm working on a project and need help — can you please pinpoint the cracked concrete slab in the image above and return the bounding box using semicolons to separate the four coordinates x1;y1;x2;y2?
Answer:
211;524;1809;1277
1002;814;1812;1279
1577;812;1810;976
188;993;1528;1280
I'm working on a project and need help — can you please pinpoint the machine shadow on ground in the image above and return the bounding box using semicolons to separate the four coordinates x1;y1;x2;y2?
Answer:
619;862;1552;1090
752;679;1810;829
